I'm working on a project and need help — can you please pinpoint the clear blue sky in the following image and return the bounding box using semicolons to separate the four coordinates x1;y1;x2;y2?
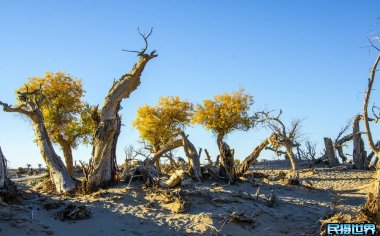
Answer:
1;1;380;168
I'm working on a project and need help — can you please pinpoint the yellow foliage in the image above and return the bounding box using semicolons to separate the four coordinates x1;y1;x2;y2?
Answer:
192;89;254;138
133;96;193;150
16;72;96;147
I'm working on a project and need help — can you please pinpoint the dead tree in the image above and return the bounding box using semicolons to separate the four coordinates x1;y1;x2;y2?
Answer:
258;110;301;184
86;29;157;190
0;147;6;189
362;44;380;225
333;121;353;163
0;88;75;193
180;132;202;182
236;134;276;176
332;115;369;168
298;141;317;161
324;138;339;167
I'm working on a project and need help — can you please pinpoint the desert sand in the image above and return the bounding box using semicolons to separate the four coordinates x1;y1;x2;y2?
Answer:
0;160;374;236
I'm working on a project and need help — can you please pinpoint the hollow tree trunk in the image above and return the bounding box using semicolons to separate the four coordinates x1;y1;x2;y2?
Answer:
237;135;273;177
284;142;299;183
324;137;339;167
88;52;157;189
0;147;6;189
352;115;368;169
180;133;202;182
59;140;74;177
217;134;237;182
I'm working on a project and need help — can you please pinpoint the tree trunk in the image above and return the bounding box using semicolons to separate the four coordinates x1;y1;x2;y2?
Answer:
237;135;273;177
159;170;185;188
60;141;74;177
352;115;368;169
0;147;6;189
217;134;237;182
32;112;76;193
1;103;75;193
151;139;183;164
284;142;299;183
362;52;380;225
88;51;157;189
324;137;339;167
180;133;202;182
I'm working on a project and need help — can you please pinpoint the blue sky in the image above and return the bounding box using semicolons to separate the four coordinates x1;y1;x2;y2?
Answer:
0;1;380;168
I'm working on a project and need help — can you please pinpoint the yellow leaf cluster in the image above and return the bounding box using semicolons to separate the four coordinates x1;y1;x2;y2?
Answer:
133;96;193;150
192;89;254;138
16;72;96;147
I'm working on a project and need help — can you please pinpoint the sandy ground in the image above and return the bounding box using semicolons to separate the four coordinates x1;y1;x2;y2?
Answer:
0;160;374;236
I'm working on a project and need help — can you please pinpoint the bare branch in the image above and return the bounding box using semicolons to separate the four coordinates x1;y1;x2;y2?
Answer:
265;146;287;156
121;27;155;56
335;119;353;142
371;105;380;123
368;37;380;52
0;101;33;117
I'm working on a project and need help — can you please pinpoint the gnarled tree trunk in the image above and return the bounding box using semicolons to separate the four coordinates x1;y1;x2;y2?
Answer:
151;139;183;164
217;134;237;182
88;51;157;189
32;112;76;193
284;142;299;183
180;133;202;182
1;102;75;193
352;115;368;169
324;137;339;167
237;135;273;177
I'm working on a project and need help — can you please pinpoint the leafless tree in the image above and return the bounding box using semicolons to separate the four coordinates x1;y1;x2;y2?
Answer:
362;39;380;224
257;110;302;184
333;120;353;163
